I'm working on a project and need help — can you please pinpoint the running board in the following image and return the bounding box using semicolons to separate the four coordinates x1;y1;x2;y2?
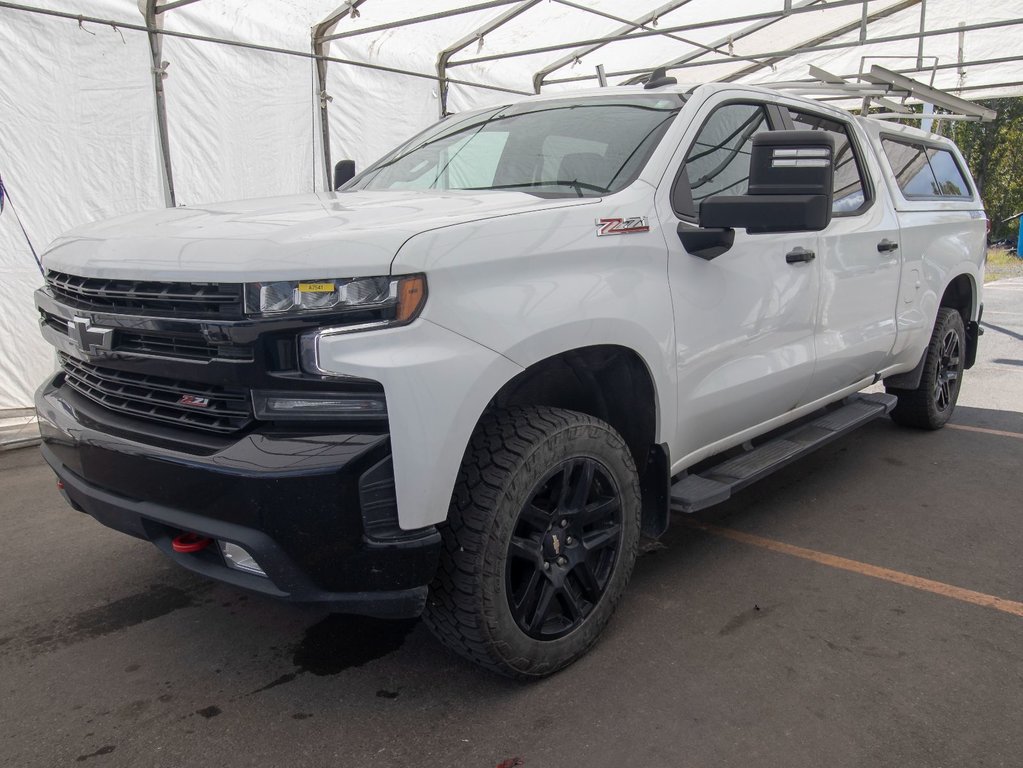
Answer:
670;393;897;513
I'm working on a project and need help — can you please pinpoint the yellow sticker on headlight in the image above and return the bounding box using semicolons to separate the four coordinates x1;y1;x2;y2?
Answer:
298;282;336;293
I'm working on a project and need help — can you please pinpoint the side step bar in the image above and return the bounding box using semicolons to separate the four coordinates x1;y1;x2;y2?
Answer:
670;393;897;513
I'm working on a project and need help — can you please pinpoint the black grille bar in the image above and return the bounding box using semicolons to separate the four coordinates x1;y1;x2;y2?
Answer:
46;271;244;319
39;309;252;363
59;354;253;434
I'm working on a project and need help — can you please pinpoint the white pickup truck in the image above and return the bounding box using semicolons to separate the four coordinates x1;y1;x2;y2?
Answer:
35;80;986;678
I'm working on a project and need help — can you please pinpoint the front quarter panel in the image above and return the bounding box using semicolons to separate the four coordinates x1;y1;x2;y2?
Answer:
392;185;676;442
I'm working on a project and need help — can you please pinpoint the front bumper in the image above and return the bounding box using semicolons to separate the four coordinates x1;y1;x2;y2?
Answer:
36;377;441;619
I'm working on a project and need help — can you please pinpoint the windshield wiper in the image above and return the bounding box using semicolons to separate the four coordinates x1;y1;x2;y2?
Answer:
463;180;608;197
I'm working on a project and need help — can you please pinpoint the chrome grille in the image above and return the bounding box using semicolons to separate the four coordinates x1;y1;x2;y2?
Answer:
59;354;253;434
46;271;243;319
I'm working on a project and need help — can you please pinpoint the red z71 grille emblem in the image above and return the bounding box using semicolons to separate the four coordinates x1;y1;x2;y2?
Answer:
595;217;651;236
178;395;211;408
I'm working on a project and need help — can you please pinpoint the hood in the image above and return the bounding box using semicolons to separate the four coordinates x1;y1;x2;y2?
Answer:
43;190;595;281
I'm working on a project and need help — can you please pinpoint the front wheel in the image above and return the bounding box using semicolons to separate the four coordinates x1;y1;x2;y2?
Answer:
887;307;966;430
424;406;641;679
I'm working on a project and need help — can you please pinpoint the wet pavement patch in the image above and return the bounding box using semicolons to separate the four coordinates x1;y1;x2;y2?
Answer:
76;745;116;762
250;672;298;694
2;584;200;659
293;615;418;676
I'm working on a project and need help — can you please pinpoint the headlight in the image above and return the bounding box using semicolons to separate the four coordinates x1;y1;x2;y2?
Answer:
244;274;426;324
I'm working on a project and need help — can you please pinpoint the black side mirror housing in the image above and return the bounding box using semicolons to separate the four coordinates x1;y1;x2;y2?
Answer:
334;159;356;190
700;130;836;233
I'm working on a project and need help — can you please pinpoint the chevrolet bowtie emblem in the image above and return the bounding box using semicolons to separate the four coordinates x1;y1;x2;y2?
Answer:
68;317;114;355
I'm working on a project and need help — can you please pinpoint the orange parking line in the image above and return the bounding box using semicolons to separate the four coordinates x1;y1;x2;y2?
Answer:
947;423;1023;440
684;521;1023;618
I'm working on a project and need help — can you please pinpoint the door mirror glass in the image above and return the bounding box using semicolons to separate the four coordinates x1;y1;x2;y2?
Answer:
334;160;356;190
699;130;836;233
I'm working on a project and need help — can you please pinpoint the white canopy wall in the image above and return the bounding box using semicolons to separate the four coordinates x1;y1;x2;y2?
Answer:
1;0;1021;419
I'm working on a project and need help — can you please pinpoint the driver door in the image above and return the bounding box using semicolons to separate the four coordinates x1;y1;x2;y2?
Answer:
656;97;821;466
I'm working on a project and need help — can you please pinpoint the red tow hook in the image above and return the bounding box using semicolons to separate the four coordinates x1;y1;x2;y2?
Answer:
171;532;212;553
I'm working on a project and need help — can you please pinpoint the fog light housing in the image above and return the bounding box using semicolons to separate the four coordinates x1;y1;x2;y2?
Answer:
252;390;386;421
219;541;267;577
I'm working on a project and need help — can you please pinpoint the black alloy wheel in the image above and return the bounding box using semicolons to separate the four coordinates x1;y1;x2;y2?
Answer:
424;406;641;679
934;327;962;413
505;457;623;640
887;307;966;430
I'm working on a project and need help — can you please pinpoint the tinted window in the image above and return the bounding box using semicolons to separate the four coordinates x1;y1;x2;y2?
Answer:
683;103;769;214
926;148;970;197
881;138;971;199
350;95;683;198
790;110;868;213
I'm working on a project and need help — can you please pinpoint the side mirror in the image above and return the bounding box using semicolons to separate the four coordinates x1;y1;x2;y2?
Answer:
334;159;356;190
700;130;836;233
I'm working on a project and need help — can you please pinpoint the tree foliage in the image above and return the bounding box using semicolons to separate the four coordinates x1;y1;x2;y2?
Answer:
941;98;1023;240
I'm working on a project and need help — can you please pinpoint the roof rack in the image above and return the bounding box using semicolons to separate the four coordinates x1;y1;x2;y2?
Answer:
772;65;996;123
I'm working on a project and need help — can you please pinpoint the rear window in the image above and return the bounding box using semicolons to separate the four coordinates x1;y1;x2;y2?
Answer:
881;137;972;200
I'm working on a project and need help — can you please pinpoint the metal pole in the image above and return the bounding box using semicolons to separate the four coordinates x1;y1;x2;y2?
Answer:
596;64;607;87
313;2;369;193
451;0;867;68
143;1;176;207
532;0;700;93
436;0;542;118
542;17;1023;85
917;0;927;69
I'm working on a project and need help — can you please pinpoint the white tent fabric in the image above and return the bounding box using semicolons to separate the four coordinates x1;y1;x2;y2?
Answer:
1;0;1020;413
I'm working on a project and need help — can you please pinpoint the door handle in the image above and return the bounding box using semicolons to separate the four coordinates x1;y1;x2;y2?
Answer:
877;239;899;253
785;246;816;264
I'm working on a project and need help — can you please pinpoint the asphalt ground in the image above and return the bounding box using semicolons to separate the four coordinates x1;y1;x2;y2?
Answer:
2;280;1021;768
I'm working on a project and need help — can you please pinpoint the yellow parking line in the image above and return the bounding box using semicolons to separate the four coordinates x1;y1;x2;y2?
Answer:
683;520;1023;619
947;423;1023;440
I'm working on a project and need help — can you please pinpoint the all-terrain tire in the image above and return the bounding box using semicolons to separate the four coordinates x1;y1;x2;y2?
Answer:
887;307;966;430
423;406;641;679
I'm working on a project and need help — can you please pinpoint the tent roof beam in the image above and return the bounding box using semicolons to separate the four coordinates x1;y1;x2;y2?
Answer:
718;0;921;84
531;0;702;94
436;0;543;116
321;0;525;43
620;0;825;86
448;0;872;68
541;16;1023;86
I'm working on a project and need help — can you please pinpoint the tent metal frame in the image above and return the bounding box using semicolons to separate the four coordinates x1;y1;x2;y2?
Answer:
1;0;1020;198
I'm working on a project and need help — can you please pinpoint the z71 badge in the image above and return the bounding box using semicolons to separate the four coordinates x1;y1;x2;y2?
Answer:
595;216;651;236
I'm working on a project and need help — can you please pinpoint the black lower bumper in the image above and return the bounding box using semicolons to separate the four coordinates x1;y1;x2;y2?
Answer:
36;378;441;619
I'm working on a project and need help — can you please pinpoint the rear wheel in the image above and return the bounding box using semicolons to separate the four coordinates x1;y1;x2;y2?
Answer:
424;406;641;679
887;307;966;430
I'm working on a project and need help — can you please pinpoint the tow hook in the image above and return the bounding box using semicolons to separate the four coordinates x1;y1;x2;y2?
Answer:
171;532;212;553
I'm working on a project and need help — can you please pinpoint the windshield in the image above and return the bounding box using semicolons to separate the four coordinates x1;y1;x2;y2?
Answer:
347;95;685;198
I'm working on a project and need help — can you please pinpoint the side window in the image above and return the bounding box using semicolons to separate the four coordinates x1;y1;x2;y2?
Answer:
682;103;769;218
926;148;971;198
789;110;868;214
881;138;938;197
881;138;972;200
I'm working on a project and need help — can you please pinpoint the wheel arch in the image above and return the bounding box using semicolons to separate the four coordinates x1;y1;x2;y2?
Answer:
939;272;981;370
479;344;670;539
888;271;979;390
